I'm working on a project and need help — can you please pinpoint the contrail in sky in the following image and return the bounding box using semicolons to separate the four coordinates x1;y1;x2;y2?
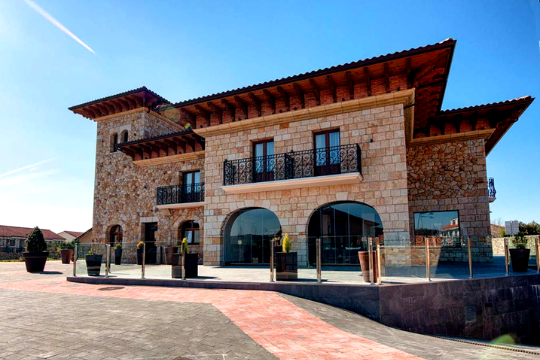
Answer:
0;158;55;178
23;0;95;54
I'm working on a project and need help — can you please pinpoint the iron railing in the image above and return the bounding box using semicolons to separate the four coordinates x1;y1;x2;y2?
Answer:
156;183;205;205
488;177;496;199
223;144;361;186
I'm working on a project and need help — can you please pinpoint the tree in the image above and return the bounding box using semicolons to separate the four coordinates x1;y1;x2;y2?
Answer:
519;221;540;235
25;227;47;253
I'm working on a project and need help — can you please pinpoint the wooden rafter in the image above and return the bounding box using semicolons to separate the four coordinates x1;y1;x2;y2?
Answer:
181;108;197;127
345;72;354;99
277;86;290;111
249;93;262;117
384;63;390;92
413;50;449;82
364;67;372;96
326;76;337;103
293;83;305;109
263;89;276;114
309;79;320;105
221;99;236;120
406;58;412;88
234;96;248;119
207;102;223;124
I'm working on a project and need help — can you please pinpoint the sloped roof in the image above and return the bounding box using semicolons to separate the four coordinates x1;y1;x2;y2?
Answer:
61;230;84;237
0;225;64;240
68;86;170;110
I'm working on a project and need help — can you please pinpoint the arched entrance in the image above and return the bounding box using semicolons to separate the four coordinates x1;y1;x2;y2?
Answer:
109;225;122;247
223;208;281;265
307;201;383;265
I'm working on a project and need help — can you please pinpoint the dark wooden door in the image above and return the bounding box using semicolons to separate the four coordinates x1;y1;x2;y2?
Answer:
144;222;158;264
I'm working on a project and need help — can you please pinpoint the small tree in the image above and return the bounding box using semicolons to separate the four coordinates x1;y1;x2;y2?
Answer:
181;238;189;254
513;232;528;249
282;233;291;253
25;227;47;253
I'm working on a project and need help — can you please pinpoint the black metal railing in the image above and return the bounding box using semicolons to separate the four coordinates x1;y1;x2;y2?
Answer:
223;144;361;186
156;183;205;205
488;177;496;199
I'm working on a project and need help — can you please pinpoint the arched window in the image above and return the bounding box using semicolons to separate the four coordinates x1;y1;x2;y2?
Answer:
307;202;383;265
181;221;200;244
111;133;118;152
224;208;281;265
109;225;123;246
121;130;129;143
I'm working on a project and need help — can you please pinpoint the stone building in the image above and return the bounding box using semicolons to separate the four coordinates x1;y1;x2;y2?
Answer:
69;38;533;266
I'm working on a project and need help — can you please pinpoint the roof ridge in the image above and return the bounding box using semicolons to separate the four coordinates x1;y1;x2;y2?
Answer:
441;95;534;113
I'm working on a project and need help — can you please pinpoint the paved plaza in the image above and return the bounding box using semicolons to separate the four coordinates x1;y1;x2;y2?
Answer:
0;261;539;359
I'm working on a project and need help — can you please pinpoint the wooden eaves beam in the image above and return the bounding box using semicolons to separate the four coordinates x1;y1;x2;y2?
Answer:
249;93;262;116
263;89;276;114
277;86;290;111
207;102;223;124
309;79;320;105
293;83;305;109
221;99;236;121
345;72;354;100
326;76;337;103
384;63;390;93
364;67;372;96
234;96;248;120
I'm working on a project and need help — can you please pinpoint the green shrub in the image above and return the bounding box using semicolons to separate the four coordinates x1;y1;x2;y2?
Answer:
282;233;291;253
25;227;47;253
513;232;528;249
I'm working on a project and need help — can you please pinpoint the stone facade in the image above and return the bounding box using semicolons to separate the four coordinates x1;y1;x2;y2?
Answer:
92;110;205;261
90;100;495;266
203;104;410;266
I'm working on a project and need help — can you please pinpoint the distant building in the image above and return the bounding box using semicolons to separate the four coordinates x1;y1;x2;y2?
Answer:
73;228;92;244
58;231;84;243
0;225;64;249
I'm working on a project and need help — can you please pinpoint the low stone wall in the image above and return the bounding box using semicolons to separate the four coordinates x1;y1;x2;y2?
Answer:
492;236;539;256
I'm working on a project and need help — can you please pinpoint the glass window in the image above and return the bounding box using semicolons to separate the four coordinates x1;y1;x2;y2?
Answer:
414;211;460;238
253;140;274;182
109;225;123;246
314;130;341;174
308;201;383;265
183;171;201;193
181;221;200;244
224;208;281;265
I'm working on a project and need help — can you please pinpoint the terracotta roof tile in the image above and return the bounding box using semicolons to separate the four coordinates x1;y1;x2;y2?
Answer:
0;225;64;240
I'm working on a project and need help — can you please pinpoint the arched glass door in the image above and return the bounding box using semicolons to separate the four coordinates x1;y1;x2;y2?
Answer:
308;202;383;265
224;208;281;265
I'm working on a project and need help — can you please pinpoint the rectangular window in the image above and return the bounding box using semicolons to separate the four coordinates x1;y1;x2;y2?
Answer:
253;139;274;182
182;171;201;194
314;129;340;175
414;211;460;238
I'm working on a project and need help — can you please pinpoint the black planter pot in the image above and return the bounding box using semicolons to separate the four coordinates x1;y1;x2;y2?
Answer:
114;248;122;265
137;248;143;265
85;254;103;276
276;252;298;281
165;246;179;265
171;253;199;278
510;248;530;272
23;252;49;273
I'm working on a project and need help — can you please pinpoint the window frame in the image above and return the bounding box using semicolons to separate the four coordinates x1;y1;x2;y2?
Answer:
181;220;201;244
413;210;461;238
313;129;341;175
252;139;275;182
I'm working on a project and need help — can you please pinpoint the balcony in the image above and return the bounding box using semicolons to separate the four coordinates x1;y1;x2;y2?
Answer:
156;183;205;209
222;144;362;194
488;177;496;202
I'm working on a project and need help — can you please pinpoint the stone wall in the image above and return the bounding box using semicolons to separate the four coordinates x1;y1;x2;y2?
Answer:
492;236;539;256
203;104;410;266
92;110;205;261
407;139;492;261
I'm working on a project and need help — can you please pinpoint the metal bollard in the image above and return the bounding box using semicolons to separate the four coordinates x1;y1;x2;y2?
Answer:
142;242;146;279
376;238;382;285
316;238;322;284
105;244;110;278
425;237;431;281
73;243;77;277
181;243;186;281
270;239;275;282
536;236;540;273
467;238;473;279
368;238;374;284
504;237;509;276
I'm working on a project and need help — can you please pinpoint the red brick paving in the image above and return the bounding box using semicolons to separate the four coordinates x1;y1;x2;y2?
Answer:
0;266;422;360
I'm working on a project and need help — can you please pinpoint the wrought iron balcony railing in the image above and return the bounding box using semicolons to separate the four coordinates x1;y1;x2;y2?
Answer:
223;144;361;186
156;183;205;205
488;177;496;199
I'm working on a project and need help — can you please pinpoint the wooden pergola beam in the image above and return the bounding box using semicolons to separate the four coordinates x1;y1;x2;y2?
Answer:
293;83;305;109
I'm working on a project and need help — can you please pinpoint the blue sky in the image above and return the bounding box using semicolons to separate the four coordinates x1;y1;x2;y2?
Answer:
0;0;538;232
